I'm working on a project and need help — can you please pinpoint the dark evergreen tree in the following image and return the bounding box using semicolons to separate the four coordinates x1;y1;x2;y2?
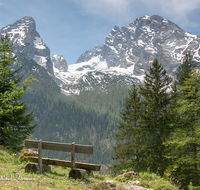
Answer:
0;36;36;152
165;54;200;189
166;69;200;189
175;53;196;87
139;59;173;176
110;84;146;174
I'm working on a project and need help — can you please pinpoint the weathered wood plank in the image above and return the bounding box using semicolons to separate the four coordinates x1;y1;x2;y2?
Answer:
29;157;71;167
25;140;38;148
75;144;93;154
25;140;93;154
28;157;101;171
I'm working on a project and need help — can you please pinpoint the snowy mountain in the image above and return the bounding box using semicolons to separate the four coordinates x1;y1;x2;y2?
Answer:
1;15;200;95
56;15;200;95
77;14;200;72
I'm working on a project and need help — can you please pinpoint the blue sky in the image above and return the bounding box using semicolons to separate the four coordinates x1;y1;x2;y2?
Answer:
0;0;200;65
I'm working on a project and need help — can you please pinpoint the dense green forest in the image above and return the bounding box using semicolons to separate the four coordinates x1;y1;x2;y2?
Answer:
20;54;131;164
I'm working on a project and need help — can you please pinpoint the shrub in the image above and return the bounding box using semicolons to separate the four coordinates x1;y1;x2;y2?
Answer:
18;149;38;162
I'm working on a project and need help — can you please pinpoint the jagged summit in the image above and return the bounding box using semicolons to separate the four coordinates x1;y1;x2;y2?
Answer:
75;14;200;76
1;16;54;75
2;16;35;30
1;16;37;46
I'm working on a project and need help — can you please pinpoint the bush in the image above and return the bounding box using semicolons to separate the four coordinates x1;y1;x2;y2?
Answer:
18;149;38;162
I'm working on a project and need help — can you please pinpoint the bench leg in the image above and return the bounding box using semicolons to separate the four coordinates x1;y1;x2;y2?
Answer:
69;169;92;179
25;163;51;173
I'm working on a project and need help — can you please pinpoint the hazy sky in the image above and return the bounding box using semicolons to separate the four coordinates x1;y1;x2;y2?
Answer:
0;0;200;65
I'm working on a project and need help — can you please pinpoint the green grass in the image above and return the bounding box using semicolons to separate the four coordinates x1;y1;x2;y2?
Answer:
0;147;185;190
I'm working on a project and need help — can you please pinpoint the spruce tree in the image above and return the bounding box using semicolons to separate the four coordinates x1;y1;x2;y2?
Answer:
0;36;36;152
111;84;146;174
139;59;173;176
165;62;200;189
175;53;196;87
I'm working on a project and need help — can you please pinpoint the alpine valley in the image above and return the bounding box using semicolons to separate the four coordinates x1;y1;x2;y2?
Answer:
1;15;200;166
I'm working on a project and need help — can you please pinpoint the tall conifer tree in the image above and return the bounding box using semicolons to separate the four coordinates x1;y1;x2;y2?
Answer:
0;36;36;152
111;84;146;174
165;55;200;189
139;59;173;176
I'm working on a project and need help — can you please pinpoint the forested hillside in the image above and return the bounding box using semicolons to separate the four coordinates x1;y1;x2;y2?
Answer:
21;54;130;164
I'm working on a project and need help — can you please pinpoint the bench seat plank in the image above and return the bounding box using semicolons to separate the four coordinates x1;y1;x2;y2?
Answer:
28;157;101;171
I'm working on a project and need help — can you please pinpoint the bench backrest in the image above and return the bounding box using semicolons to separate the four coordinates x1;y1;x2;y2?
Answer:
25;140;93;154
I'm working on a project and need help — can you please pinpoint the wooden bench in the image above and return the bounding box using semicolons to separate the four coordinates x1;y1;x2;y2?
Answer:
24;139;101;179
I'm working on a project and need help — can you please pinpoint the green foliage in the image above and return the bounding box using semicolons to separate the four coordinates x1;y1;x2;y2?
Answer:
119;177;132;183
92;182;110;190
93;173;105;180
0;36;36;152
165;69;200;189
139;172;178;190
188;183;200;190
83;173;90;183
0;149;13;163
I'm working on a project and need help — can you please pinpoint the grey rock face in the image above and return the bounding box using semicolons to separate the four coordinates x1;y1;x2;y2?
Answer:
52;54;68;72
0;16;54;75
76;15;200;76
76;45;102;63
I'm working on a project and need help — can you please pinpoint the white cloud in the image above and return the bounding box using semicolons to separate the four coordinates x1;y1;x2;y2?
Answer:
75;0;136;23
140;0;200;27
75;0;200;29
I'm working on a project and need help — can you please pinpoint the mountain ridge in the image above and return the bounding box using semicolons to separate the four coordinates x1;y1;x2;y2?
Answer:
1;15;200;95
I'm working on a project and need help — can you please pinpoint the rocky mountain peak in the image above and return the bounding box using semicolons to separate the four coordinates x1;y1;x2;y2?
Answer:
1;16;37;46
77;15;200;77
1;16;54;75
76;45;102;63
